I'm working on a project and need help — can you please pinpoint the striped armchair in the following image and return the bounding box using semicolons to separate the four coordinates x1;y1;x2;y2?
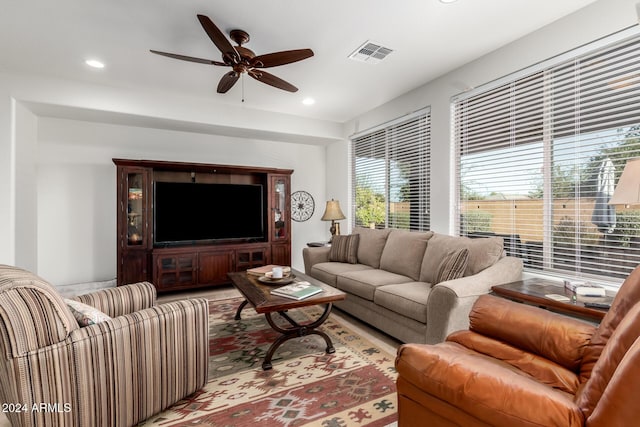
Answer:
0;265;209;427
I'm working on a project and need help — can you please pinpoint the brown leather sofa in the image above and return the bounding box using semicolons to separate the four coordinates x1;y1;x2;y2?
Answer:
395;266;640;427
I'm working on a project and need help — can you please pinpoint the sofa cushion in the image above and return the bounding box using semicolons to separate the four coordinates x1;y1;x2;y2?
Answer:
310;262;373;287
329;234;360;264
374;282;432;324
434;248;469;284
337;269;413;301
420;233;504;283
352;227;392;268
379;230;433;280
64;298;111;327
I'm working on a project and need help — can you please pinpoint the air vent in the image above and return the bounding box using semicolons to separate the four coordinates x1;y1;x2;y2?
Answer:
348;40;393;64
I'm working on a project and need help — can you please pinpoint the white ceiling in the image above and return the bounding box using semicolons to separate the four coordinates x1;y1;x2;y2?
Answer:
1;0;598;123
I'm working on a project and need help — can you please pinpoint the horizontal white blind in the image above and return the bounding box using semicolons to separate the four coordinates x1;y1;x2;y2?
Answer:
454;33;640;283
352;109;431;231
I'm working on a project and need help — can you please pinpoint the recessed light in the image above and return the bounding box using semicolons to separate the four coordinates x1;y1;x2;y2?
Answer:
440;0;458;3
302;97;315;106
85;59;105;69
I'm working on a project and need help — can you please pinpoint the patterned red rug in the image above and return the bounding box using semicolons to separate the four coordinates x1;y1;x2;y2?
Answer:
140;297;398;427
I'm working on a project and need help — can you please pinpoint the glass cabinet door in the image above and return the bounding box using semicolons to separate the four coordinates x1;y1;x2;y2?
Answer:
126;172;146;246
273;177;288;240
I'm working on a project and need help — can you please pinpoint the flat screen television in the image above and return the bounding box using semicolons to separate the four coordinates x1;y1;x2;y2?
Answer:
154;181;265;245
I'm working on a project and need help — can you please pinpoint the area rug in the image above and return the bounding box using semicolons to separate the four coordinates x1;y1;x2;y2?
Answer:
140;297;398;427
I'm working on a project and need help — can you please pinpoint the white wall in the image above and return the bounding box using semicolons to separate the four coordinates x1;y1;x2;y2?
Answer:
342;0;640;235
34;117;327;285
325;140;351;232
0;71;342;285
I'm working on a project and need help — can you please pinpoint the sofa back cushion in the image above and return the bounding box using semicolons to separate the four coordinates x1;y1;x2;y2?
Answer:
64;298;112;327
352;227;392;268
420;233;504;283
379;230;433;281
470;295;596;371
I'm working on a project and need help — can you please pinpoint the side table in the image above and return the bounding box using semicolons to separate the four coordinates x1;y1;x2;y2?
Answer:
307;241;329;247
491;278;614;321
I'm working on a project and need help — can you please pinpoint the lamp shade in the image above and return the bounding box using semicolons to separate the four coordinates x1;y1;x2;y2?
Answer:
609;158;640;206
321;199;346;221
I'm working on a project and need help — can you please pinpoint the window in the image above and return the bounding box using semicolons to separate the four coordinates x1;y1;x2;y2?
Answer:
351;108;431;231
454;29;640;284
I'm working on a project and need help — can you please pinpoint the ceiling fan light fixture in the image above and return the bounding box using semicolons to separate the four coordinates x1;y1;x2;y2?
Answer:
85;59;105;69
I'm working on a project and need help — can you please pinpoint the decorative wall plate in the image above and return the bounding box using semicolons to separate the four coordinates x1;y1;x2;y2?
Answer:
291;190;315;222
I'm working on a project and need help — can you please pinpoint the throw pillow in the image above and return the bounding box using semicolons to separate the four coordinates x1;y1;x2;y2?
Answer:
434;248;470;284
329;234;360;264
65;298;111;327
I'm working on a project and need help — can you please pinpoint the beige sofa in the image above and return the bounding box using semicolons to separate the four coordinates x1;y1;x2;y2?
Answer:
303;228;523;344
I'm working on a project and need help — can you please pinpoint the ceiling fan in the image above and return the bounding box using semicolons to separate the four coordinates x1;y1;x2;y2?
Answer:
150;14;314;94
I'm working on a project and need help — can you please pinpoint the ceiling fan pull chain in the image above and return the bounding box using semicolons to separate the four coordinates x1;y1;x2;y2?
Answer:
241;73;245;103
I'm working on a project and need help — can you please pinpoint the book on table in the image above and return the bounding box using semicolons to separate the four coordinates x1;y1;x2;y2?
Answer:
563;280;603;292
563;280;606;297
270;281;323;300
246;265;291;277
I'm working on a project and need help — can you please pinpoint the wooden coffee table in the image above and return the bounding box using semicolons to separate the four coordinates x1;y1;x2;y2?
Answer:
227;269;346;370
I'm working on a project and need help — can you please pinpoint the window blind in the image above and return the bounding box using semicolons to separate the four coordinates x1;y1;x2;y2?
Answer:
454;31;640;283
351;109;431;231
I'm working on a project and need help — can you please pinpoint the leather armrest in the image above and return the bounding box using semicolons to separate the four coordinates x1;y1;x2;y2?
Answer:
469;295;596;370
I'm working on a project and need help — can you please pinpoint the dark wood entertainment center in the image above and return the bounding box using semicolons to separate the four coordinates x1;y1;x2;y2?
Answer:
114;158;292;292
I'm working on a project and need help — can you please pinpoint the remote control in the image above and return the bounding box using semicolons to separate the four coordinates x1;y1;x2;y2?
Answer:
583;302;611;310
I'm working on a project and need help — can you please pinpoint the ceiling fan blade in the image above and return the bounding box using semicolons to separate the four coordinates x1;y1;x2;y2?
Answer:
217;71;240;93
150;50;227;66
251;49;314;68
197;14;239;63
248;70;298;92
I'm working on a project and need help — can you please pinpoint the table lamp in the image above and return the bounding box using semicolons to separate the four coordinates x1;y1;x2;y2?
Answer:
609;158;640;207
321;199;346;242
